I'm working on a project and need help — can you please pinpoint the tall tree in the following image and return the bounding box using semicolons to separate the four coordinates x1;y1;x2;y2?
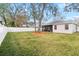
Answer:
64;3;79;24
29;3;60;32
46;3;60;21
29;3;37;31
37;4;46;32
64;3;79;12
29;3;47;32
8;3;28;27
0;3;9;25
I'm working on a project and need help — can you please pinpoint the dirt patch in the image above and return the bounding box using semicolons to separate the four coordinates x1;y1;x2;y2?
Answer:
32;32;47;37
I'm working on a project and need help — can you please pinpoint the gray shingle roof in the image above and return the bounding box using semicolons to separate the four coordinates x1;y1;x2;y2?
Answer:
42;20;77;26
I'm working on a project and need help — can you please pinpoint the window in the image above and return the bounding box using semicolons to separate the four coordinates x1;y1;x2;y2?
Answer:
65;24;69;30
54;25;57;30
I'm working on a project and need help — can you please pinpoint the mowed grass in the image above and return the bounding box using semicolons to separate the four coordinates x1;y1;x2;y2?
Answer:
0;32;79;56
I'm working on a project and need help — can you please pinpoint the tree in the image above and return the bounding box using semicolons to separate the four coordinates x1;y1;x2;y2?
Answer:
64;3;79;12
0;3;9;25
64;3;79;24
29;3;37;31
46;3;61;21
8;4;22;26
8;3;28;27
15;10;28;27
37;4;46;32
29;3;47;32
29;3;60;32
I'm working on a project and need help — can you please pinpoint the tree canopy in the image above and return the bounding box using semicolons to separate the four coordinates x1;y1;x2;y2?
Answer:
0;3;63;31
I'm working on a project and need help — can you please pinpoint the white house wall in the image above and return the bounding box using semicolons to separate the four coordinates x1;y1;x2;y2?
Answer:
77;26;79;32
72;24;77;32
53;24;76;34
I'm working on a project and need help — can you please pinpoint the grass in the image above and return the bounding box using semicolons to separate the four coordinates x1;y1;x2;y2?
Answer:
0;32;79;56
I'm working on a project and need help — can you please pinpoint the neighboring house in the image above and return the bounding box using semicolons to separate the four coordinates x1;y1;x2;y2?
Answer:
42;20;79;33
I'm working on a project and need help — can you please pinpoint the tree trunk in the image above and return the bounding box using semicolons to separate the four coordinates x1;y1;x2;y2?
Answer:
3;16;7;26
38;14;43;32
12;16;16;27
38;19;42;32
34;18;36;32
9;13;16;27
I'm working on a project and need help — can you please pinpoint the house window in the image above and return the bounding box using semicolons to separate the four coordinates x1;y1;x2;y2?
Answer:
54;25;57;30
65;24;69;30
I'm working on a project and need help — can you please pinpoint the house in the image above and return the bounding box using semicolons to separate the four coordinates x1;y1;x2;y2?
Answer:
42;20;79;34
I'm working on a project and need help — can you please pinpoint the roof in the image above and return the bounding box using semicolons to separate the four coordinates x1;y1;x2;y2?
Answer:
42;20;77;26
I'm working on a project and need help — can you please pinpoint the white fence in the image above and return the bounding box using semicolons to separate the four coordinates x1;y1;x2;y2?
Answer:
0;26;7;45
7;27;36;32
0;26;37;45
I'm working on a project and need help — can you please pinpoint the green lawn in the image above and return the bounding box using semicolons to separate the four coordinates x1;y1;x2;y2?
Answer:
0;32;79;56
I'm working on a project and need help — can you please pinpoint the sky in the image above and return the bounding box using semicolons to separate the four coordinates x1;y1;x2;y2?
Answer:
0;0;78;3
57;3;79;19
7;3;79;23
47;3;79;23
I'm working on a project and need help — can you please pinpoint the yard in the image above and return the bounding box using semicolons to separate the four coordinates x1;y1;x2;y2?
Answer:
0;32;79;56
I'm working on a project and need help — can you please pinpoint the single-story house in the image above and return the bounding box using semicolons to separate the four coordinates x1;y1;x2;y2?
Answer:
42;20;79;33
